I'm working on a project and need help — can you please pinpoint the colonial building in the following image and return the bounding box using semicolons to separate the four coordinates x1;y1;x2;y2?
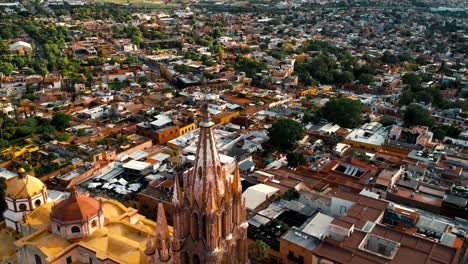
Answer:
1;180;161;263
145;104;249;264
3;168;48;232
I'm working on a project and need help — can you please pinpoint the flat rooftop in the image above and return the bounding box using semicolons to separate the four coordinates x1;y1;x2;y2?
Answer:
122;160;151;171
345;122;389;146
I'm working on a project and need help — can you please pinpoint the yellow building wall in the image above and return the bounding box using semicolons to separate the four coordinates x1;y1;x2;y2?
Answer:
178;123;196;137
343;139;381;152
300;87;318;97
213;112;240;124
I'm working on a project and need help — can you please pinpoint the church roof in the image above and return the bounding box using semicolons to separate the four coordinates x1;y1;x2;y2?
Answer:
14;197;171;263
5;174;45;199
51;189;102;223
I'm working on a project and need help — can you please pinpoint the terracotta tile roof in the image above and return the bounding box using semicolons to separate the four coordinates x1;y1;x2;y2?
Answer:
51;191;101;223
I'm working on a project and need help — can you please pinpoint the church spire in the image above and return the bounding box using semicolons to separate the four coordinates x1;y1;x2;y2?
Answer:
188;102;225;207
154;203;172;263
145;234;156;256
232;163;242;194
206;180;218;213
164;103;249;264
172;173;183;206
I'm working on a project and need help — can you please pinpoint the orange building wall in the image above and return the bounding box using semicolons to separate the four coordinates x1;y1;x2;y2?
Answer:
280;237;314;264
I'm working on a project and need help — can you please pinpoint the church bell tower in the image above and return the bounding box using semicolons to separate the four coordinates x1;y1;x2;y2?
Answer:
146;104;249;264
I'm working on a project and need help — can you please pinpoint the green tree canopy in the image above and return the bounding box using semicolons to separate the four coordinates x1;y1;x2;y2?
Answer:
403;104;433;128
381;51;399;64
51;112;72;131
248;240;270;262
281;188;300;201
358;73;375;85
268;119;304;150
402;73;422;90
320;97;362;128
287;152;306;167
233;57;267;78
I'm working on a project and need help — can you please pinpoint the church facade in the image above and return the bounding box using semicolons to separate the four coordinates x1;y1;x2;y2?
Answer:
145;104;249;264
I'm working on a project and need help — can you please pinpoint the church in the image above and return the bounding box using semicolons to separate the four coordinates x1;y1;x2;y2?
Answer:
0;104;249;264
145;104;249;264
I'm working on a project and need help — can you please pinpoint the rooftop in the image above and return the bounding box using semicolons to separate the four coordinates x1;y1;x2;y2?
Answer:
345;122;389;146
122;160;152;171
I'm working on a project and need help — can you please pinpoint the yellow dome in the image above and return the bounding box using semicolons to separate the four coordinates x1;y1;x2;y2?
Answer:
5;175;46;199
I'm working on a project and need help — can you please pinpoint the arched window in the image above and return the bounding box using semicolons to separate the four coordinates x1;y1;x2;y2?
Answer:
202;214;207;241
34;199;41;208
183;210;190;236
193;254;200;264
71;226;81;233
91;220;97;228
197;167;203;180
237;239;243;260
34;254;42;264
192;213;199;240
19;204;27;211
181;252;189;264
222;213;227;238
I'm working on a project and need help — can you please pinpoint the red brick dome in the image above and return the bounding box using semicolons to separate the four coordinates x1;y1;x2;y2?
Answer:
51;188;102;223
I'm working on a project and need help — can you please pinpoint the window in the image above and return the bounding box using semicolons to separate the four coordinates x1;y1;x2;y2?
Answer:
192;213;199;240
202;215;207;241
19;204;27;211
91;220;97;228
181;252;189;264
222;213;227;238
57;225;61;232
237;239;243;260
66;256;72;264
197;167;202;180
34;199;42;208
34;254;42;264
71;226;81;233
340;205;347;215
193;254;200;264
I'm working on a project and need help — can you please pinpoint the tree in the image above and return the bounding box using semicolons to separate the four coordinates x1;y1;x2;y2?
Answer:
320;97;362;128
77;128;87;136
281;188;300;200
358;73;375;85
402;73;422;90
287;152;306;167
174;64;190;74
0;62;15;76
54;132;71;142
381;51;399;64
403;104;433;128
379;117;396;127
268;119;304;150
248;240;269;262
233;57;267;78
51;112;72;131
302;111;313;124
333;70;354;84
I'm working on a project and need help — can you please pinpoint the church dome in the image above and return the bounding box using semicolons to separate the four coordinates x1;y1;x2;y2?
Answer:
5;173;46;199
51;188;102;223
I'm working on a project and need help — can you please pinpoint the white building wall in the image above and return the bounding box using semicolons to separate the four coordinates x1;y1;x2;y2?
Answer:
330;197;354;218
